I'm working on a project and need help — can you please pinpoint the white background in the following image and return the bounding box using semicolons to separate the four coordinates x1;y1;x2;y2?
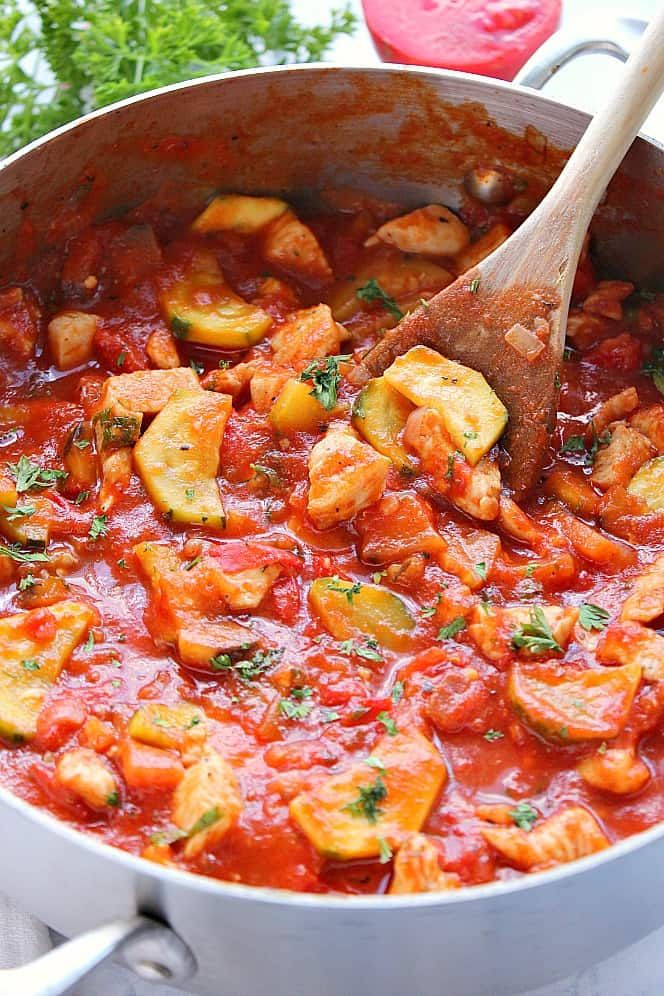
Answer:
46;1;664;993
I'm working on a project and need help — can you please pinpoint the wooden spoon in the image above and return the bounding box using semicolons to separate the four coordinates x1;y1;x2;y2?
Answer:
357;10;664;495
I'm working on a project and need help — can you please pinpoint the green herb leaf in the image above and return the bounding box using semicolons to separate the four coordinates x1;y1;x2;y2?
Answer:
469;277;480;294
377;711;398;736
511;606;563;654
89;514;108;540
579;602;611;631
509;801;538;832
189;806;221;836
1;504;36;520
356;278;403;321
0;543;49;564
299;354;351;410
9;455;67;492
21;658;40;670
391;680;404;704
377;835;393;863
644;347;664;397
321;708;341;724
484;729;504;742
437;617;466;641
365;755;386;772
75;490;90;505
343;776;387;824
474;561;487;581
324;575;362;603
279;690;314;721
337;638;383;662
106;791;120;807
18;573;35;591
560;435;585;454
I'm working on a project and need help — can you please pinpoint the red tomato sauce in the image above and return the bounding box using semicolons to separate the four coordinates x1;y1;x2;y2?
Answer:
0;176;662;896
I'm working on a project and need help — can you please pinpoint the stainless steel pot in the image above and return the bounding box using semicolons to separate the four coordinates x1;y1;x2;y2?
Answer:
0;23;663;996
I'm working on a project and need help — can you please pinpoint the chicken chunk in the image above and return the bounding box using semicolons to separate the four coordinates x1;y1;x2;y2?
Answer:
621;554;664;622
201;361;257;399
99;366;200;421
630;404;664;453
389;833;460;895
56;747;119;811
481;806;609;870
209;564;282;612
582;280;633;321
365;205;470;257
307;427;390;530
598;621;664;681
0;286;41;359
172;747;242;858
249;363;293;413
146;327;180;369
262;211;332;283
99;447;133;513
588;388;639;440
404;408;500;521
577;746;650;795
591;423;655;491
468;604;578;662
270;304;343;368
48;311;98;370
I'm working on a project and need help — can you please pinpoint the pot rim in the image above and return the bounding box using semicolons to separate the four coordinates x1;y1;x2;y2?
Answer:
2;59;663;914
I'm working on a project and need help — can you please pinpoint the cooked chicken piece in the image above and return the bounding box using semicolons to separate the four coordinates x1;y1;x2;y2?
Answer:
497;496;548;547
404;408;500;521
481;806;609;870
270;304;343;368
621;554;664;623
99;366;200;419
201;361;257;399
99;447;133;513
581;280;633;321
48;311;98;370
56;747;119;811
587;388;639;441
307;427;390;530
365;205;470;257
146;327;180;369
389;833;460;895
250;363;293;413
578;745;650;795
591;423;655;491
208;564;282;612
565;311;610;350
598;621;664;681
557;512;636;570
468;603;578;662
630;404;664;453
172;747;242;858
0;286;41;359
262;211;332;282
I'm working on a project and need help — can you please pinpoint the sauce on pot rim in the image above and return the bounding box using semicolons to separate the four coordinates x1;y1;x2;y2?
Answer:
0;181;662;896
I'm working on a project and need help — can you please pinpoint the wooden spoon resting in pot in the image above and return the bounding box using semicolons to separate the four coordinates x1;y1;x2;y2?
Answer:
356;10;664;495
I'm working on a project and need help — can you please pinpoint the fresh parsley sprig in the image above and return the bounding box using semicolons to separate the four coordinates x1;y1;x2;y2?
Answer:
356;279;404;321
299;354;351;411
511;606;563;654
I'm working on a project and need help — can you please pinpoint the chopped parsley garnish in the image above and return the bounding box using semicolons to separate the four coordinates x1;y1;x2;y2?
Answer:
511;606;562;654
1;504;35;520
643;346;664;396
463;430;479;440
377;711;398;736
509;801;538;832
279;688;314;721
106;791;120;807
183;555;202;571
343;776;388;824
475;561;487;581
377;835;393;863
88;514;108;540
218;359;232;370
185;487;195;501
9;455;67;492
338;638;383;662
299;354;351;411
579;602;611;631
356;278;403;321
189;358;204;375
372;571;386;584
0;543;49;564
73;439;90;450
75;490;89;505
210;648;280;682
437;617;466;641
18;573;35;591
560;435;585;454
324;576;362;603
321;708;341;724
352;392;366;419
21;658;40;670
469;277;481;294
391;680;404;704
92;408;141;451
484;729;504;742
249;463;280;488
116;351;126;368
365;755;386;773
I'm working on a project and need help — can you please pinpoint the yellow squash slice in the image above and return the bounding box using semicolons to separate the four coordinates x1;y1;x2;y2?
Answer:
290;732;446;860
352;376;415;471
134;389;230;527
191;194;288;235
384;345;508;465
0;600;95;742
270;379;328;435
627;456;664;511
310;577;415;652
160;252;272;350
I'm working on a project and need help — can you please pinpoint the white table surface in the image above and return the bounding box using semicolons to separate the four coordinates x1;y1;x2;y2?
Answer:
55;1;664;993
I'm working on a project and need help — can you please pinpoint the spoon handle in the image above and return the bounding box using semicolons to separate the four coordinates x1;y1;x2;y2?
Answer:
519;9;664;276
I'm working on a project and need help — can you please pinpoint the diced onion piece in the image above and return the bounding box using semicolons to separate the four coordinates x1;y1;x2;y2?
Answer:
504;323;546;361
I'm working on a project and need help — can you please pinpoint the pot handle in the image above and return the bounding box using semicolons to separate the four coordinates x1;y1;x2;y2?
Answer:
0;914;196;995
514;15;642;90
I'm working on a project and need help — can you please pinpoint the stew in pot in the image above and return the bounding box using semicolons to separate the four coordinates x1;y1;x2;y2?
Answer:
0;175;662;895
